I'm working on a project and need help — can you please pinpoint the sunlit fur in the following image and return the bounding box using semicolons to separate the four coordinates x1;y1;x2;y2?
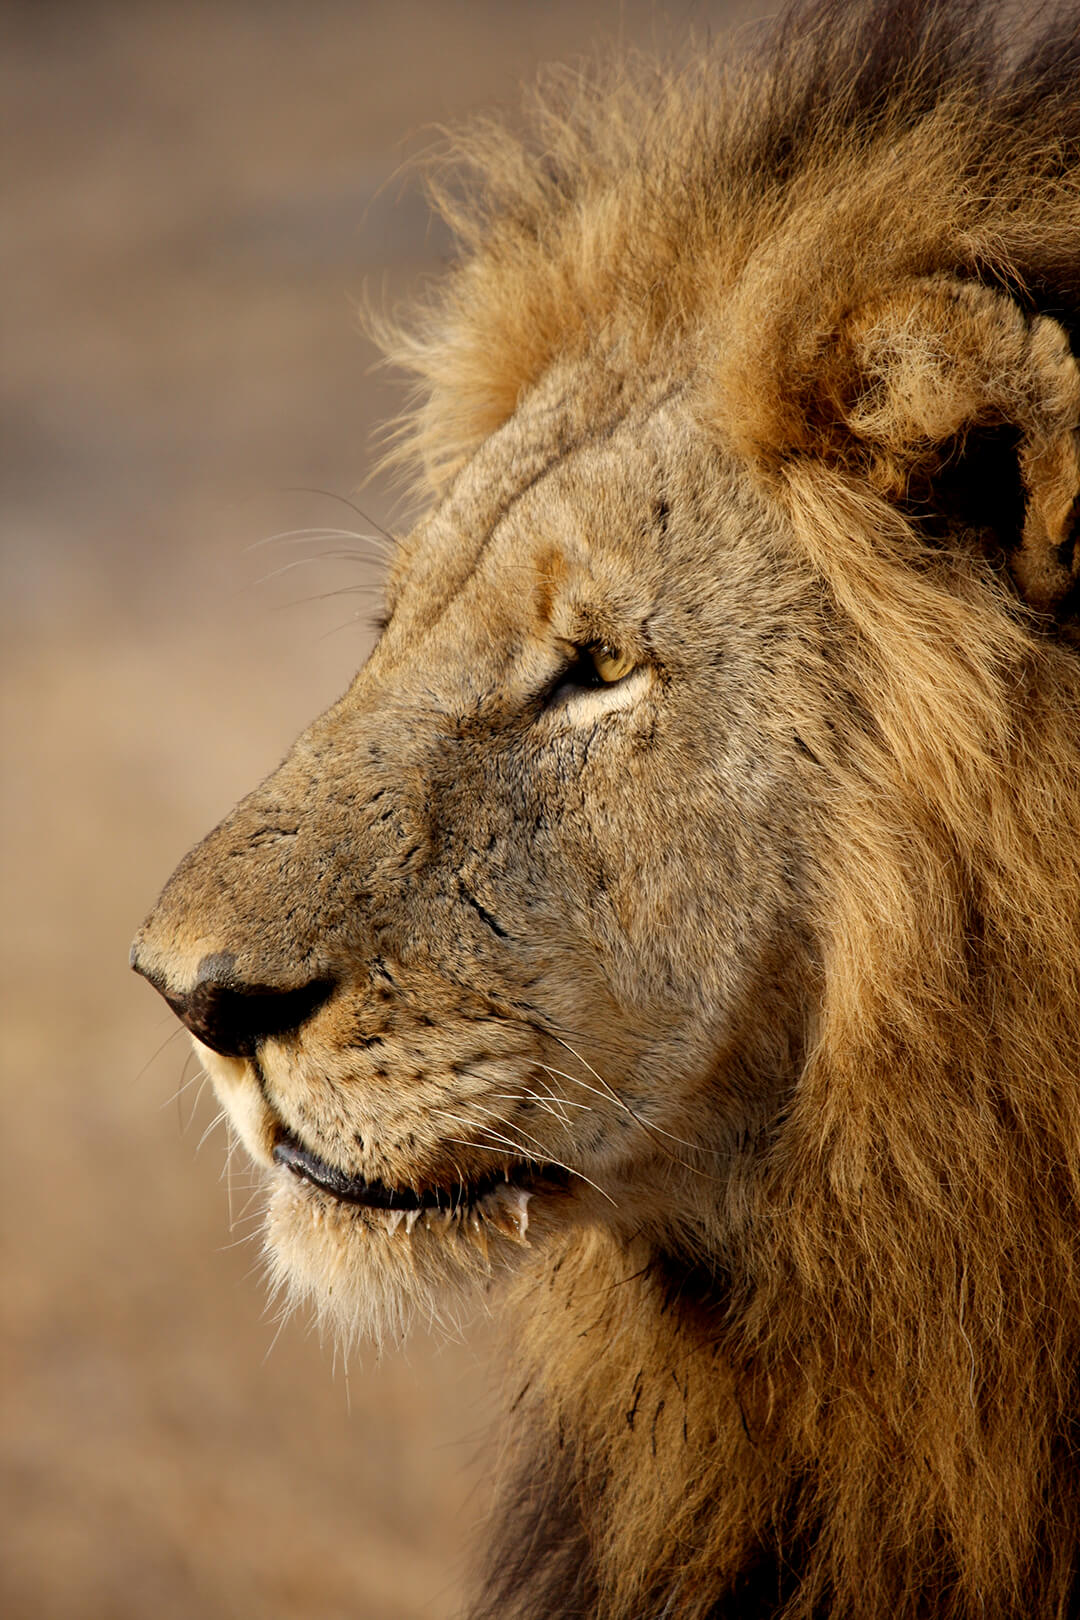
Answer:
135;2;1080;1616
263;1177;508;1352
386;5;1080;1616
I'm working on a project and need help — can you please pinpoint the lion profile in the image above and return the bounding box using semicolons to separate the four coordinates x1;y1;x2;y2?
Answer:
133;1;1080;1615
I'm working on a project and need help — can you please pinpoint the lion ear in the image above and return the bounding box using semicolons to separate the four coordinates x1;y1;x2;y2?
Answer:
832;278;1080;617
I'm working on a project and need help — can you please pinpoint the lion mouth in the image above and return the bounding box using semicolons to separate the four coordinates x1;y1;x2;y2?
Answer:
272;1132;567;1238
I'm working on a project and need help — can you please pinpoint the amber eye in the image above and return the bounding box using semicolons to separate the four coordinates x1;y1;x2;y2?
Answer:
588;643;636;683
546;640;639;706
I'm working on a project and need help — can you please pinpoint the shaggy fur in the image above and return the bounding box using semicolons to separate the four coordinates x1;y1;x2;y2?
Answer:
387;17;1080;1607
133;3;1080;1617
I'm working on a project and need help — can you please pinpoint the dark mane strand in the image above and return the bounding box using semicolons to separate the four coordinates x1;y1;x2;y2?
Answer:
468;1415;596;1620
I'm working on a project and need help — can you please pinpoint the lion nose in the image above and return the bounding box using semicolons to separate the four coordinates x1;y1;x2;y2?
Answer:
131;947;336;1059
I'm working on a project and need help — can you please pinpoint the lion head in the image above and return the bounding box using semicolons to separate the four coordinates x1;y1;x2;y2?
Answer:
133;2;1080;1615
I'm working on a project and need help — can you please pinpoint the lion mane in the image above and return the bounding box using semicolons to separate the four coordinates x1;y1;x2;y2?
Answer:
394;7;1080;1614
133;2;1080;1616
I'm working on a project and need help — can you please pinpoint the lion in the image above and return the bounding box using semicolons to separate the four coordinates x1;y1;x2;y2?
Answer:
132;1;1080;1614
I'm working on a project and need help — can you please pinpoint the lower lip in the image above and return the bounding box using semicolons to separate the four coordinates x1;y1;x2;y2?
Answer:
271;1137;500;1211
272;1137;566;1241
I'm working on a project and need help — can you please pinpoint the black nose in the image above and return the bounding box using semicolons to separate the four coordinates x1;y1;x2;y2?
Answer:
132;948;335;1058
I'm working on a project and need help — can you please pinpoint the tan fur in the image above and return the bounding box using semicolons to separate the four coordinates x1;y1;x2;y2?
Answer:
134;4;1080;1615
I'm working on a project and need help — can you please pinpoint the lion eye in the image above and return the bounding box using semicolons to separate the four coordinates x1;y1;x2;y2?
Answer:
545;640;640;707
588;644;636;683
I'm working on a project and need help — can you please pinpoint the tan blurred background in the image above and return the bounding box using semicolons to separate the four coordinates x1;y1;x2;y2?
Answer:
1;3;758;1616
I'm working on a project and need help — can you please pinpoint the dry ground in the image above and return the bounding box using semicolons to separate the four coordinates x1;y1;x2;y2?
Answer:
2;3;753;1615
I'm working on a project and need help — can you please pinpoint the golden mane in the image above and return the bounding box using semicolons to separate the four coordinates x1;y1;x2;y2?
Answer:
386;0;1080;495
377;4;1080;1615
130;4;1080;1615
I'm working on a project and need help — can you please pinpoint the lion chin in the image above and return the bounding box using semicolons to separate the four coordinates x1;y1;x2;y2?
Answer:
133;2;1080;1617
265;1174;532;1349
198;1044;572;1349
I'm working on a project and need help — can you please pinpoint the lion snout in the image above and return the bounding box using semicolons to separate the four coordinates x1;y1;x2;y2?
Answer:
130;733;400;1053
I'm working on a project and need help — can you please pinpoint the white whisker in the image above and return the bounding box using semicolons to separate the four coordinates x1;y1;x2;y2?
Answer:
543;1044;715;1160
246;525;393;557
197;1108;228;1156
432;1108;618;1207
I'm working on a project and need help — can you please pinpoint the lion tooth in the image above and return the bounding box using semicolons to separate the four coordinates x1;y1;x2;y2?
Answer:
483;1183;532;1245
384;1209;404;1236
404;1209;420;1235
506;1186;532;1241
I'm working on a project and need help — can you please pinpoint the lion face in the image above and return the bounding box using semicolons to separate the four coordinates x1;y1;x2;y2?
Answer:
133;370;823;1340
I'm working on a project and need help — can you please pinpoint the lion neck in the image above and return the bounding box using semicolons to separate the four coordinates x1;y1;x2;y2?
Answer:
476;1167;1080;1620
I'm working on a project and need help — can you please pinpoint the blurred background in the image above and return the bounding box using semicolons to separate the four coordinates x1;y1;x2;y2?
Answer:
1;2;759;1615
